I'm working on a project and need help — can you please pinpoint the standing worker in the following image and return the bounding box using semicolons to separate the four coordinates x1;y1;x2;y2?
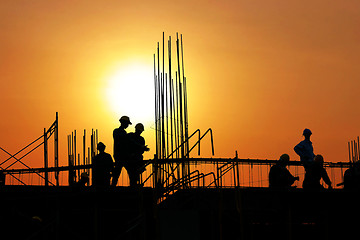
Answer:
112;116;132;186
128;123;150;187
294;128;315;171
92;142;114;187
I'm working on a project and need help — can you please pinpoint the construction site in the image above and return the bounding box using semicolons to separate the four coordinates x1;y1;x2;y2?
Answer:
1;33;359;240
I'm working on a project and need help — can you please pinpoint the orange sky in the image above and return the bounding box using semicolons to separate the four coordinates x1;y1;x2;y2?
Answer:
1;1;360;170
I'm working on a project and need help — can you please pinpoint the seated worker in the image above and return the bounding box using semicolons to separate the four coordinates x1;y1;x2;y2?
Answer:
92;142;114;187
343;161;360;190
74;172;89;187
303;154;332;190
269;154;299;188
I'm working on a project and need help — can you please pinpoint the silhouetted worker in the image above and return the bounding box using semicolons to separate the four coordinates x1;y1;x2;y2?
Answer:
303;154;332;190
269;154;299;188
343;161;360;190
127;123;150;187
294;128;315;171
112;116;132;186
92;142;114;187
74;172;89;187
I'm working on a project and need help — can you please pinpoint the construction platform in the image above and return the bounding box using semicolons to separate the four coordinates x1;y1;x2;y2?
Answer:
1;186;359;240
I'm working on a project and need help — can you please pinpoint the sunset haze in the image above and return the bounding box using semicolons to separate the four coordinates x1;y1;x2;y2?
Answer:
1;1;360;172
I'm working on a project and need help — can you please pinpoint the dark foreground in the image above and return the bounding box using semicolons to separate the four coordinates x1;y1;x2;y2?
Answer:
0;186;359;240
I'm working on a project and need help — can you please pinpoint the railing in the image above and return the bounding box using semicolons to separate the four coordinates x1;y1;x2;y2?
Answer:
149;158;350;199
152;128;215;199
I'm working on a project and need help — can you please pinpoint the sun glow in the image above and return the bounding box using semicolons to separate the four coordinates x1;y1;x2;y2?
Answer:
105;63;154;124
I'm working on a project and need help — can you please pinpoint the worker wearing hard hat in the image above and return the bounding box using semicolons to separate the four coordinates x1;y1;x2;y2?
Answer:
111;116;132;186
127;123;150;187
294;128;315;171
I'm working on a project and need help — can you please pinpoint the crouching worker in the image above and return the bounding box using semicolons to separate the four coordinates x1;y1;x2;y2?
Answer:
343;161;360;190
92;142;114;187
269;154;299;188
303;154;332;190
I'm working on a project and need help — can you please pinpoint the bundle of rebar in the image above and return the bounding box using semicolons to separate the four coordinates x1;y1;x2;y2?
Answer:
67;129;98;185
348;136;360;164
153;32;191;188
154;32;189;160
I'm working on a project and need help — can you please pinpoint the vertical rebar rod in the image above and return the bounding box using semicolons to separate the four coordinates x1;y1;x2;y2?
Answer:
161;74;165;159
96;129;98;150
171;78;178;158
161;33;166;160
168;37;174;158
176;33;185;159
54;112;59;186
153;54;158;159
43;128;49;186
88;147;91;177
83;130;86;167
181;34;189;158
157;42;162;160
352;140;355;163
74;130;78;180
91;129;94;161
165;73;169;158
67;135;71;185
354;140;358;163
358;136;360;161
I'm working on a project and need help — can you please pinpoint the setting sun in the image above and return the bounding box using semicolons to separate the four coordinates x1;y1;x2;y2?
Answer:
105;62;155;124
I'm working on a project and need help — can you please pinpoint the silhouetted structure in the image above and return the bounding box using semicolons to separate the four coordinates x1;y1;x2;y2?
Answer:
294;128;315;171
303;154;332;190
112;116;132;186
92;142;114;187
269;154;299;188
127;123;150;186
67;129;98;186
3;33;360;239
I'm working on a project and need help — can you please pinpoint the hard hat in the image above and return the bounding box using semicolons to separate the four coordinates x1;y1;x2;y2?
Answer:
119;116;132;124
97;142;105;150
135;123;144;131
303;128;312;136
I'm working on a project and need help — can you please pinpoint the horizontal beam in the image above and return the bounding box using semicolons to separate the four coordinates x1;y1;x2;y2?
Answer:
2;158;351;175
